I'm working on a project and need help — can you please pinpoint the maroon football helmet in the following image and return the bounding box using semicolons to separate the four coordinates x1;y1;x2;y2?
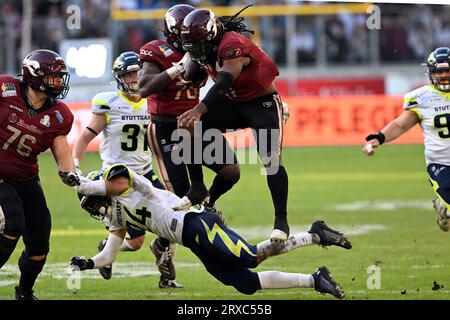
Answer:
163;4;195;51
21;49;70;99
181;9;224;64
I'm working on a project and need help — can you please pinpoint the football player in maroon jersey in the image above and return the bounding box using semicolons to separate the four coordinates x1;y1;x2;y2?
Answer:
138;4;241;273
178;9;290;242
0;49;79;299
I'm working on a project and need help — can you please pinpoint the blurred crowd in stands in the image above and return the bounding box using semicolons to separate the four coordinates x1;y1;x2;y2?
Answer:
0;0;449;72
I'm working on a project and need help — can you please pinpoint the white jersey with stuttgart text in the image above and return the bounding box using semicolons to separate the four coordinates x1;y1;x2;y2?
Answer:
91;91;152;174
102;165;195;244
403;84;450;166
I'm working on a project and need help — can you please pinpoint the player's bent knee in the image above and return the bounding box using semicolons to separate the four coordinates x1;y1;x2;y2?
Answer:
25;243;49;257
232;273;260;295
220;164;240;184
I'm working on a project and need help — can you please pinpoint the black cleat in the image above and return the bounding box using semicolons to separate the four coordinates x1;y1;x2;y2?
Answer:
150;240;183;289
185;183;210;206
312;266;345;299
97;238;112;280
309;220;352;249
15;286;38;300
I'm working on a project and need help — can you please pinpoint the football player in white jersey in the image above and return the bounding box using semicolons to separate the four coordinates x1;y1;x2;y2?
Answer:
72;52;182;288
363;47;450;232
70;164;351;298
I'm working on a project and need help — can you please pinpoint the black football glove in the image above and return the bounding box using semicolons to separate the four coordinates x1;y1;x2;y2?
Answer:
70;256;94;271
59;171;81;186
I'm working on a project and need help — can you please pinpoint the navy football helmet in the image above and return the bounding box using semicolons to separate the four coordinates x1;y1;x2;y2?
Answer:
78;170;111;220
425;47;450;92
112;51;142;95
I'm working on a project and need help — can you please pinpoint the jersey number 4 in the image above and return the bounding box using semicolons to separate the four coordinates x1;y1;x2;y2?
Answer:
121;124;150;152
2;125;36;157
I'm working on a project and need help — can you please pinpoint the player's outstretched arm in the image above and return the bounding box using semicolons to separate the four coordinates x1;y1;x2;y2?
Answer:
363;110;420;156
51;135;80;186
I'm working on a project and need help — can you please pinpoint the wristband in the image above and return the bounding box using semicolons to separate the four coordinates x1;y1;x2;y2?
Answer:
365;131;385;145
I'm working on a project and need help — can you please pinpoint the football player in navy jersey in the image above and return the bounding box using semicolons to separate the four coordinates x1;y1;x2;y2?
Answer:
0;49;79;299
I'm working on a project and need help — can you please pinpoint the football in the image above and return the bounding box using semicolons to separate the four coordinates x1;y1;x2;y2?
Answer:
182;58;208;85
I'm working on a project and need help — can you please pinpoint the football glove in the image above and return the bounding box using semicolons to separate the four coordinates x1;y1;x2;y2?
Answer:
70;256;94;271
166;52;189;80
59;171;81;186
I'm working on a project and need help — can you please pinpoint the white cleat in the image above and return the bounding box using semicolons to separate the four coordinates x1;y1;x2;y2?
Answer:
433;198;450;232
172;196;193;211
270;229;288;242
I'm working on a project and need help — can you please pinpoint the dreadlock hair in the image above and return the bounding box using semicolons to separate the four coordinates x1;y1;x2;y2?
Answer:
218;5;254;35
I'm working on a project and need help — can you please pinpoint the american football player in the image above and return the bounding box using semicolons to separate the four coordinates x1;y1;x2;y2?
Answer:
71;165;352;298
0;49;78;300
138;5;239;234
363;47;450;232
71;51;182;288
177;8;291;242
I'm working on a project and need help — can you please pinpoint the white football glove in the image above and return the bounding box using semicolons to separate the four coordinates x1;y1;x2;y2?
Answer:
172;196;193;211
166;52;190;80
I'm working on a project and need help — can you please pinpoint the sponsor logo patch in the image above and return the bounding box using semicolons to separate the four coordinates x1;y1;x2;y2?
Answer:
1;83;17;97
225;48;242;59
9;104;23;112
158;44;174;57
40;114;50;127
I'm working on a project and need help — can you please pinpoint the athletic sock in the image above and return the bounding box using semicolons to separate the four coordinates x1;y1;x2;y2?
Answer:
256;232;314;261
18;251;46;292
258;271;314;289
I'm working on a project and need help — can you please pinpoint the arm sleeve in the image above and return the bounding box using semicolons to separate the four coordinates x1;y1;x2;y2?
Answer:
91;232;124;268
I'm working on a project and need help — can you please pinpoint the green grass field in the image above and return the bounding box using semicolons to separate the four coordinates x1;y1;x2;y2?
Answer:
1;145;449;300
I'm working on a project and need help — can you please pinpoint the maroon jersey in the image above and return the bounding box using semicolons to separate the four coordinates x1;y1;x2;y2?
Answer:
0;76;74;181
139;39;201;116
204;32;279;102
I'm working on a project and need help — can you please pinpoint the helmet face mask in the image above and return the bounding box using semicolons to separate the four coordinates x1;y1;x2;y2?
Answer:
22;49;70;99
112;52;142;96
426;47;450;92
163;4;195;51
78;170;112;220
79;194;112;220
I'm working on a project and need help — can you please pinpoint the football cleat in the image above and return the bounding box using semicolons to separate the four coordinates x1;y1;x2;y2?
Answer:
312;266;345;299
270;229;288;242
15;286;38;300
97;238;113;279
185;183;210;206
270;217;290;242
308;220;352;249
204;203;227;226
432;198;450;232
150;240;183;289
